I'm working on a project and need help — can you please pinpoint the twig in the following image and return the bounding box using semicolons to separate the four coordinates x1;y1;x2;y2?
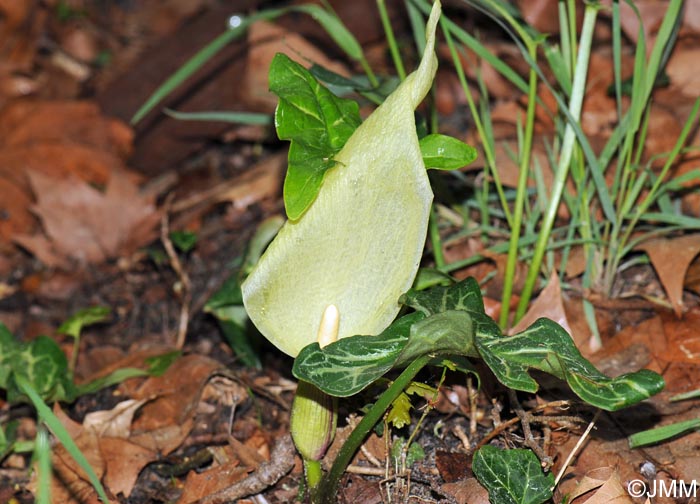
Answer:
452;424;471;452
160;204;191;349
476;400;582;449
508;390;553;468
346;465;387;476
195;434;296;504
553;410;599;488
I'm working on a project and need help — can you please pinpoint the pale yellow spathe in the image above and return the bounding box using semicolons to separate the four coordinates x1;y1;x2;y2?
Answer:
242;1;441;357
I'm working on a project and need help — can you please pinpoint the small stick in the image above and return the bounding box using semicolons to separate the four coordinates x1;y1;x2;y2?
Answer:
196;434;296;504
553;410;599;488
160;204;191;349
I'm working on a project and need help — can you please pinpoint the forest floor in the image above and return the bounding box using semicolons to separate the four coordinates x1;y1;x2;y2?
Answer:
1;1;700;503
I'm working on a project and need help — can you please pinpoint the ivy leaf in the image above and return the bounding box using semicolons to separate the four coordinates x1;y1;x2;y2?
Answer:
473;446;554;504
419;134;478;170
386;392;413;429
269;53;361;220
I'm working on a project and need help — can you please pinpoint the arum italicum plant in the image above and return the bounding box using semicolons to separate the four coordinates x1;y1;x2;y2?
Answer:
238;0;668;501
242;0;442;496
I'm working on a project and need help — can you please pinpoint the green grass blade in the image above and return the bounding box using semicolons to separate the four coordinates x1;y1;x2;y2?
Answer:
411;0;529;94
130;10;280;124
34;427;51;504
15;376;111;504
377;0;406;80
516;3;599;321
164;108;271;125
629;418;700;448
291;5;364;61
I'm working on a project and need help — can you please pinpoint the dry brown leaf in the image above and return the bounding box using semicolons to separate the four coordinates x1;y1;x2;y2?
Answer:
516;0;562;34
440;478;490;504
129;355;224;429
509;270;574;338
591;314;667;375
100;437;156;498
685;0;700;33
176;461;249;504
244;20;350;112
667;47;700;98
83;399;149;438
27;405;117;504
637;233;700;316
0;101;133;157
128;419;195;456
608;0;668;48
14;169;159;267
660;308;700;364
576;467;633;504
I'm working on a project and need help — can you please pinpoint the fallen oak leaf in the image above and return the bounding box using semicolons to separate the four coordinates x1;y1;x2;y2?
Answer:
14;169;160;267
637;233;700;316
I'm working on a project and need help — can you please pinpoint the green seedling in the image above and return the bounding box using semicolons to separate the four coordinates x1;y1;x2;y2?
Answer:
169;230;198;253
57;305;110;377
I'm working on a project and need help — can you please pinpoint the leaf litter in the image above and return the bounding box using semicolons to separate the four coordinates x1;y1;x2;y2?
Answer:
2;1;700;503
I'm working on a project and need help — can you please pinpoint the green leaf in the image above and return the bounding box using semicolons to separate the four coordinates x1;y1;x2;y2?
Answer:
205;275;261;369
269;53;361;220
387;392;413;429
295;278;663;411
0;420;18;460
400;276;485;315
390;437;425;467
629;418;700;448
293;312;424;397
145;350;182;376
15;376;111;504
419;134;478;170
476;318;665;410
57;306;110;340
0;323;18;387
164;108;271;125
169;230;198;252
7;335;76;404
219;319;261;369
206;275;244;313
386;381;437;429
473;446;554;504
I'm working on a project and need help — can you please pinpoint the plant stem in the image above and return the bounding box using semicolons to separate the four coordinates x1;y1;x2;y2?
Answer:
305;459;323;492
515;3;599;321
429;206;445;268
377;0;406;80
317;354;433;503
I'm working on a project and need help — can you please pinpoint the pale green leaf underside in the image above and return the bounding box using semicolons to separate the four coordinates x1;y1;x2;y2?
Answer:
242;1;442;357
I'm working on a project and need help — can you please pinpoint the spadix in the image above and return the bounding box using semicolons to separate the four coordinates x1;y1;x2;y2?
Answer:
242;1;441;357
